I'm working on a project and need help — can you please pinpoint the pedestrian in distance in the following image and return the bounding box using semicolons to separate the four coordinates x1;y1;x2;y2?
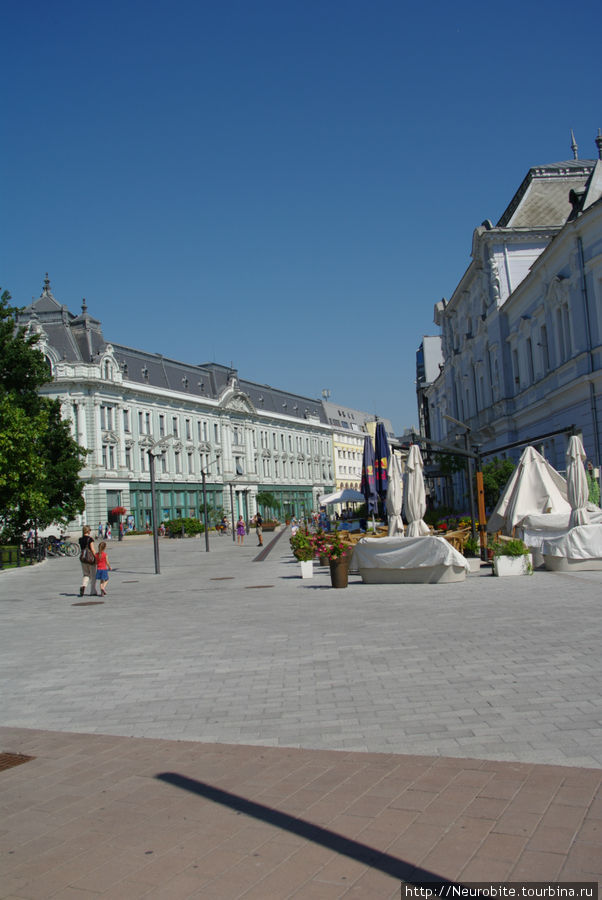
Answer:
236;516;246;545
95;541;112;597
255;512;263;546
78;525;98;596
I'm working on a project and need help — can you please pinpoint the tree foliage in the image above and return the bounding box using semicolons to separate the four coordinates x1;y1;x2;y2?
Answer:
481;457;515;509
0;289;87;540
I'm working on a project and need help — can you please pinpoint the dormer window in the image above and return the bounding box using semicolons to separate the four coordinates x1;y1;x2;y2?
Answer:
182;376;189;390
142;366;149;382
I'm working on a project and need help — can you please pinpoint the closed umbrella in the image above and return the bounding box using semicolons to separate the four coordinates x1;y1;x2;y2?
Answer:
566;435;590;528
360;434;378;522
386;453;404;536
374;421;391;503
403;444;430;537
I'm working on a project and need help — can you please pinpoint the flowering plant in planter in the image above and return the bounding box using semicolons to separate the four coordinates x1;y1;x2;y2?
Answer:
110;506;127;517
321;528;349;561
290;529;314;561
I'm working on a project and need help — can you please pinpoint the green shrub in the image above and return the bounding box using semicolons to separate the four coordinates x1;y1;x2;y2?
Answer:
164;517;205;536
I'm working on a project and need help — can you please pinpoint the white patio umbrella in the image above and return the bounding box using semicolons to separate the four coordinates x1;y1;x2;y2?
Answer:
403;445;430;537
386;453;404;536
566;435;590;528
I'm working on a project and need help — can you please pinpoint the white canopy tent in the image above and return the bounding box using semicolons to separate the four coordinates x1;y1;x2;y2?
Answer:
318;488;365;507
487;446;571;535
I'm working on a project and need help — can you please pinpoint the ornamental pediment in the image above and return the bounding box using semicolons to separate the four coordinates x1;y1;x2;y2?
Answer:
102;431;119;444
218;382;256;414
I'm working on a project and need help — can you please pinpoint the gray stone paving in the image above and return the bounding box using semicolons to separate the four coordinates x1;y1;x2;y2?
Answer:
1;531;601;767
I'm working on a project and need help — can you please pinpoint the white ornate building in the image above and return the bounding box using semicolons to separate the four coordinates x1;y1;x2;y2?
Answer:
321;400;396;491
18;280;335;527
423;135;602;507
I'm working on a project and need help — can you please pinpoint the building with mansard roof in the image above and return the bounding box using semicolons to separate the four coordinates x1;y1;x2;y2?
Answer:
422;132;602;509
18;278;335;528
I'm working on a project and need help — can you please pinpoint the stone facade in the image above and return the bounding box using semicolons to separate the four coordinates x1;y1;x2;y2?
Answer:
18;282;334;528
423;146;602;509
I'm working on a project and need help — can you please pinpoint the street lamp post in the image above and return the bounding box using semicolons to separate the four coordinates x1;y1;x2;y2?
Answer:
147;435;175;575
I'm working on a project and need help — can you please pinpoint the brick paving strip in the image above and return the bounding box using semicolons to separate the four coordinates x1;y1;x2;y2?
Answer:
0;728;600;898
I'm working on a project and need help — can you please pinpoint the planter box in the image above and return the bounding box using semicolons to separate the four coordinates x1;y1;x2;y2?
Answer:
465;557;481;574
299;560;313;578
492;554;533;577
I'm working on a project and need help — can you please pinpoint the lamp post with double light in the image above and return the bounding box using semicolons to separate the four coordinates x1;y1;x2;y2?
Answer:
147;435;174;575
442;414;486;558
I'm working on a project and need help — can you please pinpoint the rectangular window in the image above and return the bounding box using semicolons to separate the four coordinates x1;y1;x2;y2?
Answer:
172;416;179;438
123;409;131;432
272;432;277;449
100;405;114;431
203;421;208;441
160;452;167;474
140;448;147;472
124;446;132;469
214;423;219;443
174;450;181;474
185;419;191;440
541;325;550;371
159;414;165;437
187;452;193;474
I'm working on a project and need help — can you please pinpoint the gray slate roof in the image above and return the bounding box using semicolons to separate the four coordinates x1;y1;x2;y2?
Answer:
497;160;596;228
18;280;328;425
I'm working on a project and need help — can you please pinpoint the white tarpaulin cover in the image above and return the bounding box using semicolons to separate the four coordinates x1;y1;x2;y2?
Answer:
319;488;365;506
352;536;470;571
487;446;571;534
386;454;404;536
403;445;430;537
518;508;602;550
542;524;602;560
566;435;590;528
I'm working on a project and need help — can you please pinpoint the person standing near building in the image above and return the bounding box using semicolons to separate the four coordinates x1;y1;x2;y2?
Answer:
255;512;263;546
78;525;97;597
236;515;246;545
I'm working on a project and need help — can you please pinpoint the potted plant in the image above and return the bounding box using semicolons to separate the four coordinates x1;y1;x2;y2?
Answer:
324;529;351;588
462;534;481;573
312;529;330;565
491;538;533;576
290;529;314;578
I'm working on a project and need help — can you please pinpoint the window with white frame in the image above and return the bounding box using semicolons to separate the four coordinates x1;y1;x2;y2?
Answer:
124;446;132;469
185;419;191;440
140;448;147;472
100;405;114;431
172;416;179;438
101;444;115;468
123;408;131;432
174;450;181;474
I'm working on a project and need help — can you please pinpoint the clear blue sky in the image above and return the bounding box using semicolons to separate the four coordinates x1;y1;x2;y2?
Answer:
3;0;600;432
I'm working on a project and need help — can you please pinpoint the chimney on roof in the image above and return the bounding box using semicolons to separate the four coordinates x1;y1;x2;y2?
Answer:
570;129;578;160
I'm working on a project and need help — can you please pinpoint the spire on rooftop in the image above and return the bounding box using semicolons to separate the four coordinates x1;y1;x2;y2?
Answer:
43;273;51;294
570;129;578;160
596;128;602;161
82;298;88;314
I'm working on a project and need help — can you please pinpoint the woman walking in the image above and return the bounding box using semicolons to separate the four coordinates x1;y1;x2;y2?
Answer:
78;525;97;596
236;516;246;545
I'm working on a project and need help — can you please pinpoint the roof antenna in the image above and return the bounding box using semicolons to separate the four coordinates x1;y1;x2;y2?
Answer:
596;128;602;160
570;129;578;160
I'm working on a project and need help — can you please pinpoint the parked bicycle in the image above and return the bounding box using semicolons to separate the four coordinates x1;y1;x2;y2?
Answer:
42;535;79;557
